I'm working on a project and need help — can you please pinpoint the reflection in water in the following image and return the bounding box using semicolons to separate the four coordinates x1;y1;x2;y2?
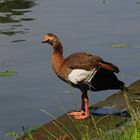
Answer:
0;0;36;36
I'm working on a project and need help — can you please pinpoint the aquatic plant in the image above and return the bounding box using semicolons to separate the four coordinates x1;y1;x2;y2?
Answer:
112;44;129;48
0;70;17;76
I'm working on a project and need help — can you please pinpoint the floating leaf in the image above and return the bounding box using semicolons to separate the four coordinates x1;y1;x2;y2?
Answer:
0;70;17;76
112;44;129;48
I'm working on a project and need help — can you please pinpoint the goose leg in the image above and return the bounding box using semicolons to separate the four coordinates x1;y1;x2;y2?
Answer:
68;89;90;120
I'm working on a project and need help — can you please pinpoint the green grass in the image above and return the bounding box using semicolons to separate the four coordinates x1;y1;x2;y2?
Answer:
4;90;140;140
104;91;140;140
120;125;140;140
105;122;140;140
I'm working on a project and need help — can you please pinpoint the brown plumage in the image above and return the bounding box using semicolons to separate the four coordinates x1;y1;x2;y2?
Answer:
42;33;125;119
64;52;119;72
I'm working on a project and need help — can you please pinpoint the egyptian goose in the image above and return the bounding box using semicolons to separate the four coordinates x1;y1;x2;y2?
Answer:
42;33;125;120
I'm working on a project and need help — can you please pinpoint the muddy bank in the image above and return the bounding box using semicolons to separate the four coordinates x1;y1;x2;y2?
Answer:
18;80;140;140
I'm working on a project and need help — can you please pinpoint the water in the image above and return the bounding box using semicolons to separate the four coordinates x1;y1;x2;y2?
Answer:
0;0;140;139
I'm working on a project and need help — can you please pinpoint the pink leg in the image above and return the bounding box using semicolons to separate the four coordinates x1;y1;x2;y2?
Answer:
68;98;90;120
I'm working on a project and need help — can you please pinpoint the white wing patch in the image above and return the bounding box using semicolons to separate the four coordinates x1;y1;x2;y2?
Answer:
68;69;95;84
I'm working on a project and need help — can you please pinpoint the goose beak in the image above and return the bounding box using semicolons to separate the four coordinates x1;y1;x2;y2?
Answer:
42;40;46;43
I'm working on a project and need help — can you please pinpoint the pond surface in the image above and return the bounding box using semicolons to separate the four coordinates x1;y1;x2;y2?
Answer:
0;0;140;139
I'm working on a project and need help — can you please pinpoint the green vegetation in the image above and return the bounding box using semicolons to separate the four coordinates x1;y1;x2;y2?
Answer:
119;125;140;140
112;44;129;48
105;113;140;140
0;70;17;76
4;87;140;140
5;126;41;140
5;132;20;139
6;108;140;139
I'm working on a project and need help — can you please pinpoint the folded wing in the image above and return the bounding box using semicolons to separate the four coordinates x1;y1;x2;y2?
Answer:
64;52;119;73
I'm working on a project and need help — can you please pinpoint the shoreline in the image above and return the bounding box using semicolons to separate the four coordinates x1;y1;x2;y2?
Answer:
18;80;140;140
